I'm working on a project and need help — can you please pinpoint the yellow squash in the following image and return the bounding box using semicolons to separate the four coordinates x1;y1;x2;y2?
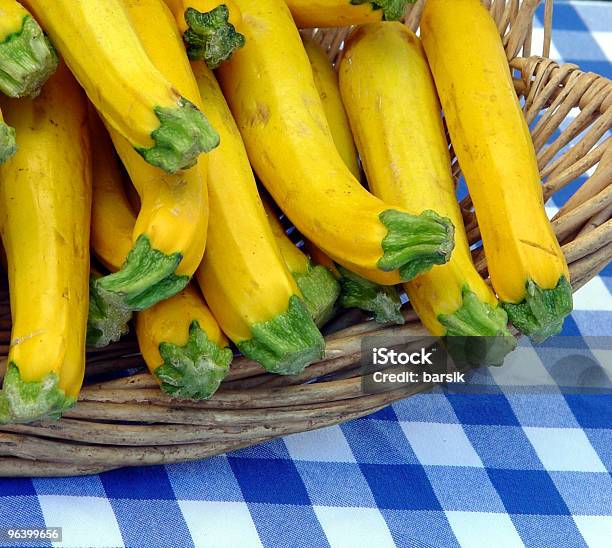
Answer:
218;0;454;286
300;41;403;325
90;112;232;398
421;0;572;342
136;283;232;399
0;64;91;423
286;0;413;28
89;112;135;275
303;36;360;179
22;0;218;173
92;0;209;321
340;23;516;362
87;110;136;347
262;197;340;326
0;0;57;97
193;60;324;374
164;0;245;68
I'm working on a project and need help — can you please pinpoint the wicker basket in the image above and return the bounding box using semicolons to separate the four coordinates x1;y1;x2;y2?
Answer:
1;0;610;477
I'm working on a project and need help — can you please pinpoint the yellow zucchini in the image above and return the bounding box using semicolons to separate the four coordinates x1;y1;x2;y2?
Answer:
0;0;57;97
164;0;245;68
302;38;403;324
91;0;209;323
192;60;324;375
89;112;136;275
286;0;413;28
21;0;218;173
87;111;136;347
90;111;232;397
421;0;572;342
136;283;232;399
303;36;360;179
262;197;340;326
340;23;516;362
217;0;454;286
0;64;91;423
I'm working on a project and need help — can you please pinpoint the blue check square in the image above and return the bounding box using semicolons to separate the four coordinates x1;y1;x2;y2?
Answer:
100;465;176;501
341;419;420;464
0;478;37;497
558;315;583;337
382;509;460;548
424;466;506;512
487;469;570;515
0;495;47;530
294;461;377;508
511;514;588;548
166;456;244;502
572;311;612;337
392;389;459;424
464;425;544;470
504;393;580;428
550;472;612;515
32;475;107;498
228;457;311;505
564;394;612;429
108;499;193;548
360;464;441;511
584;428;612;471
248;503;328;548
447;394;520;426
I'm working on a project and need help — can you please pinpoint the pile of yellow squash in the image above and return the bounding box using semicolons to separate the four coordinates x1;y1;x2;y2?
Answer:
0;0;572;424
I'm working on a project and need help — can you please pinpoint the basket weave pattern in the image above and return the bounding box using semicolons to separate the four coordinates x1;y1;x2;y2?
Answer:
0;0;610;476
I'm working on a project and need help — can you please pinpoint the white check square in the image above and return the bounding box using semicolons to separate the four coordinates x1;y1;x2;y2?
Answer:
524;427;607;472
179;500;262;548
37;495;124;548
572;277;612;312
400;422;482;467
284;425;356;462
593;30;612;60
313;506;395;548
446;511;524;548
573;515;612;548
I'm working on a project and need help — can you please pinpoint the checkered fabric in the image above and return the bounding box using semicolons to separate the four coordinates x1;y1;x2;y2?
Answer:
1;2;610;547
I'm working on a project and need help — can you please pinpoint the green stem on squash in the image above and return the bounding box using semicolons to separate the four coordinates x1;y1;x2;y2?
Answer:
155;320;233;400
237;295;325;375
378;209;455;282
136;97;219;173
0;15;58;98
183;5;246;69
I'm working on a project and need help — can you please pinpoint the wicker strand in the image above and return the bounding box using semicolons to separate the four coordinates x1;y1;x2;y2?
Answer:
577;203;612;239
543;0;553;58
563;220;612;263
556;143;612;216
0;459;115;478
543;142;606;200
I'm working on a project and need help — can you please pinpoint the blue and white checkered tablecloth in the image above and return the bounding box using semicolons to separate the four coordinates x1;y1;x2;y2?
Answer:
1;2;611;547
